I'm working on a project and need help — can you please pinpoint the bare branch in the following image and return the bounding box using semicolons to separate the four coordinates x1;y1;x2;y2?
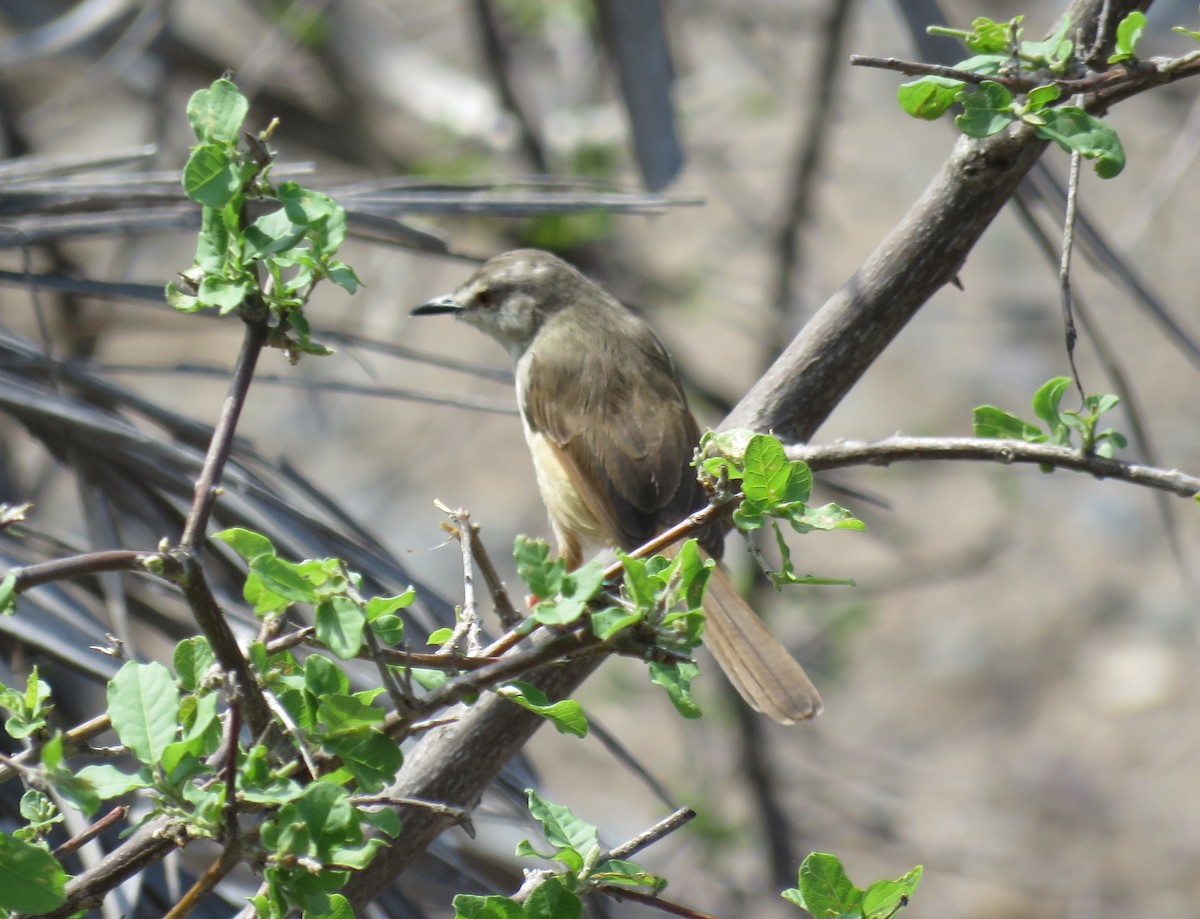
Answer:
787;436;1200;498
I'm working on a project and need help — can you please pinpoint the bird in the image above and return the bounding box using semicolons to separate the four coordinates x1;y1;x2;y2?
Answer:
412;249;821;724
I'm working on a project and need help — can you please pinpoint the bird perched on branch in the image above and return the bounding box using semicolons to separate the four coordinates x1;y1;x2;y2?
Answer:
413;249;820;724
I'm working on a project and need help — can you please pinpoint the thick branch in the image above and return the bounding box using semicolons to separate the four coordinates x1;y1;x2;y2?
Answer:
724;0;1150;441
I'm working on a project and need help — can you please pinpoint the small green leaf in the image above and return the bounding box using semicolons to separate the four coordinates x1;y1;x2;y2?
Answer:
244;207;307;257
897;76;964;120
972;405;1045;441
186;78;249;143
174;636;216;692
365;589;415;620
1032;376;1071;437
590;605;642;640
1032;106;1125;177
525;877;582;919
107;660;179;765
497;682;588;737
1108;11;1145;63
954;80;1014;137
964;15;1020;54
526;790;600;862
0;832;68;913
305;653;350;698
323;729;403;792
453;894;527;919
197;275;248;312
789;852;864;918
742;434;791;504
214;527;276;561
182;143;242;209
1025;84;1061;111
514;536;564;600
862;865;923;919
648;660;702;718
74;764;151;799
315;596;366;659
0;568;17;614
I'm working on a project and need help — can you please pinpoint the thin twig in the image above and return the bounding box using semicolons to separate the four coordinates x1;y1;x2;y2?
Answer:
591;884;721;919
11;549;148;591
604;807;696;862
785;436;1200;497
434;501;483;655
1059;149;1086;399
178;316;268;553
220;683;242;845
52;806;128;860
469;522;520;627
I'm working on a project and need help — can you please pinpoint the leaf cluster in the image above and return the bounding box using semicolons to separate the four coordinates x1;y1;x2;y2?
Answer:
973;375;1128;458
452;790;665;919
897;14;1137;177
699;430;862;589
165;78;360;360
782;852;922;919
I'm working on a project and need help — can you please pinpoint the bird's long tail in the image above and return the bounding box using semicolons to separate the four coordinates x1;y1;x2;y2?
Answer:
700;562;822;724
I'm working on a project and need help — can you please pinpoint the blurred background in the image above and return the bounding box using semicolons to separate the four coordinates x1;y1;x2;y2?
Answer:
1;0;1199;916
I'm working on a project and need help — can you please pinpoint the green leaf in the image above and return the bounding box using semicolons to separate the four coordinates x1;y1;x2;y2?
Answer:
323;730;403;792
315;596;366;659
862;865;923;919
972;405;1045;441
954;80;1013;137
305;653;350;698
186;78;249;143
0;568;16;614
366;589;415;620
515;536;564;600
174;636;216;692
317;693;383;731
1025;84;1061;111
1020;16;1073;71
453;894;527;919
648;660;702;718
525;877;582;919
526;790;599;864
244;207;308;257
250;554;322;604
1032;106;1125;177
197;275;248;312
183;143;242;209
1108;10;1145;62
964;15;1020;54
497;682;588;737
214;527;276;561
590;857;666;891
619;551;656;611
897;76;964;120
1031;376;1071;438
0;832;68;913
590;605;641;640
74;764;151;799
788;852;863;918
107;660;179;764
742;434;790;504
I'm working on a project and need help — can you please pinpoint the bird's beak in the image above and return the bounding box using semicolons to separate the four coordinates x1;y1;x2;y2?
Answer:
410;294;461;316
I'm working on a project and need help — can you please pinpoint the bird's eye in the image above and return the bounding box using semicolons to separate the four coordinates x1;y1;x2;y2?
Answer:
475;288;495;309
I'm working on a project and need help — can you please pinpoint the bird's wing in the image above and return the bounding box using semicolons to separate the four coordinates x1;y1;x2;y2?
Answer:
521;312;705;553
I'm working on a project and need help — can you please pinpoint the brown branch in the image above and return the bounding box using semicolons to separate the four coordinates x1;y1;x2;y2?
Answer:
178;315;268;553
787;435;1200;498
52;806;128;860
11;549;148;591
